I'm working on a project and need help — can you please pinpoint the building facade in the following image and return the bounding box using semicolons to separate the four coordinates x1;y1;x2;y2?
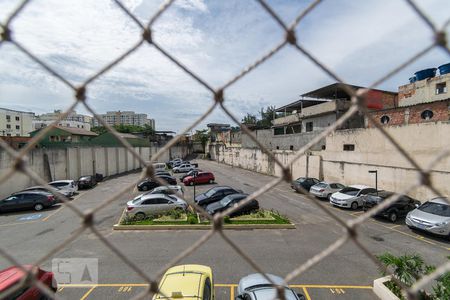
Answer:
33;120;91;131
92;111;155;129
0;108;35;136
367;68;450;127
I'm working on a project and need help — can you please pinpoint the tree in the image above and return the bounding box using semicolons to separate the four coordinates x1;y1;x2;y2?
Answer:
241;113;257;125
193;129;209;153
92;124;154;137
258;105;276;128
91;126;108;135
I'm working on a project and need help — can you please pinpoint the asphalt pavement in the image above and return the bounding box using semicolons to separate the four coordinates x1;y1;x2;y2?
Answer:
0;159;448;300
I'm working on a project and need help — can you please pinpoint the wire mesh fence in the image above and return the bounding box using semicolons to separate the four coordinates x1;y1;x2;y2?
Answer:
0;0;449;299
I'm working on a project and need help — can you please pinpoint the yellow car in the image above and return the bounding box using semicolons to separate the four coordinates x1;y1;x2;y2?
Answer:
153;264;214;300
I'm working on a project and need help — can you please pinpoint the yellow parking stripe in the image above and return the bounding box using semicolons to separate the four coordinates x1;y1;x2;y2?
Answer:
302;287;312;300
80;286;96;300
229;285;234;300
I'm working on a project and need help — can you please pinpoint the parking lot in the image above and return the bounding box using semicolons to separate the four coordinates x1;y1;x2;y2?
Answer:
0;160;449;299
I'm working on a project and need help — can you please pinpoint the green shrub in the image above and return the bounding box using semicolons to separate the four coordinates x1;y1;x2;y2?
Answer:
168;209;182;220
223;216;231;223
187;214;198;224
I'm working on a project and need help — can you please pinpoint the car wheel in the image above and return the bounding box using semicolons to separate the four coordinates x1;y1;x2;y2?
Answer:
351;202;358;210
135;212;146;221
34;203;44;211
388;211;398;223
209;179;213;184
142;185;149;191
190;181;194;186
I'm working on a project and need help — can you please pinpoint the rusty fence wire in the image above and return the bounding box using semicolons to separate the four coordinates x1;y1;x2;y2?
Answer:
0;0;449;299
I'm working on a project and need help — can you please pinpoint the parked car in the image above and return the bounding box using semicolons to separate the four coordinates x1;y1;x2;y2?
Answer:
152;162;167;172
142;185;184;197
330;185;377;210
126;194;187;220
48;180;78;196
153;265;214;300
362;191;421;222
18;185;71;198
167;158;182;168
237;273;305;300
291;177;320;193
183;172;215;186
206;193;259;216
0;265;57;300
154;171;172;177
77;175;97;189
137;175;177;191
310;182;345;199
0;191;57;212
194;186;242;207
173;163;196;173
406;197;450;238
179;169;202;182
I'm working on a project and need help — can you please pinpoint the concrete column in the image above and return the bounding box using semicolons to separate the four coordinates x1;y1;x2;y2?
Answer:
66;148;70;179
77;147;81;178
104;147;109;176
115;147;119;175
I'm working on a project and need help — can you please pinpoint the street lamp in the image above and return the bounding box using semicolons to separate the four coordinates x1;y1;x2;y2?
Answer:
368;170;378;195
193;171;197;202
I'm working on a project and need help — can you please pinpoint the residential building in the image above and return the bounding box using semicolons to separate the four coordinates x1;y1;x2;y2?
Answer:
367;64;450;127
35;110;92;131
29;126;98;147
207;123;231;143
92;111;155;128
0;108;35;136
242;83;397;151
0;136;32;150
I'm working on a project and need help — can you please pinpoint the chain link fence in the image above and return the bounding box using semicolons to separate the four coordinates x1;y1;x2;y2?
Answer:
0;0;449;299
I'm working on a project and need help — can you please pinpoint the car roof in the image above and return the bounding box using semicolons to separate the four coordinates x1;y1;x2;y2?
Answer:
240;273;286;290
367;191;392;198
223;193;248;200
430;197;450;205
155;265;212;299
49;180;73;184
12;190;52;196
0;265;34;290
79;175;91;179
141;194;170;199
348;185;371;189
209;186;232;192
153;185;181;191
198;171;212;175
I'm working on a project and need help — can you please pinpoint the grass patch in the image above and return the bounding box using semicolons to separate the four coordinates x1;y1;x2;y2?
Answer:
121;209;291;226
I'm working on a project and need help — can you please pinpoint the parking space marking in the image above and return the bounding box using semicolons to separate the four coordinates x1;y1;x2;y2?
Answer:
80;286;96;300
118;286;132;292
389;224;401;229
302;287;311;300
229;285;234;300
328;205;450;251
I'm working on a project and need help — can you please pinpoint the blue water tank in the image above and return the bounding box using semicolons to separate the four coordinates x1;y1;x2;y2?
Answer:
409;76;416;83
438;63;450;75
414;68;437;81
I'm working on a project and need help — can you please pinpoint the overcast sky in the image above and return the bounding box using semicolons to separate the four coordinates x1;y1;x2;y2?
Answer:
0;0;449;132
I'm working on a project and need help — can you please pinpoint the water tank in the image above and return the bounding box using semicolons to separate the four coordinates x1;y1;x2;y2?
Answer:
414;68;437;81
409;76;416;83
438;63;450;75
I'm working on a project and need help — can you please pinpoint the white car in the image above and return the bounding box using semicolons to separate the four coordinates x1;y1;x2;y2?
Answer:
406;197;450;238
140;185;184;197
48;180;78;196
126;194;188;220
310;182;346;199
330;185;377;210
172;164;195;173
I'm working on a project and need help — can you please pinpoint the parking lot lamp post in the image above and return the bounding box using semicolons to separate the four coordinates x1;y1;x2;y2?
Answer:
193;172;196;202
368;170;378;196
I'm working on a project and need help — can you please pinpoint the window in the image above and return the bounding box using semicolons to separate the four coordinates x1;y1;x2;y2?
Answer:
305;122;313;132
421;110;434;120
15;116;19;121
15;125;20;130
380;115;390;125
6;124;11;129
290;145;294;151
203;278;212;300
292;124;302;133
6;115;10;121
6;133;11;136
155;198;170;204
343;144;355;151
436;82;447;94
276;146;279;150
274;127;284;135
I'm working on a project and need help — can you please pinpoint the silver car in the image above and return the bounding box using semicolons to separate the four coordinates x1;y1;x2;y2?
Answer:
49;180;78;196
310;182;345;199
141;185;184;197
237;273;305;300
330;185;377;210
126;194;187;220
406;197;450;238
172;164;195;173
19;185;72;198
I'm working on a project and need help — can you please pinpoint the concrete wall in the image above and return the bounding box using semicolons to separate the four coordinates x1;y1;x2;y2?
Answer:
399;73;450;107
241;129;325;151
215;122;450;201
0;145;189;198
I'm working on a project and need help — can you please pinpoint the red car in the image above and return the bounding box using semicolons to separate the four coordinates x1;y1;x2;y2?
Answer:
183;172;215;186
0;265;57;300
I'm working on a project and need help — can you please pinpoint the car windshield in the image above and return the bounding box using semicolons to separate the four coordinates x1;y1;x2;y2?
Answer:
205;188;219;197
220;196;233;206
79;176;90;180
315;183;327;188
419;202;450;217
295;178;305;182
340;187;360;196
252;287;298;300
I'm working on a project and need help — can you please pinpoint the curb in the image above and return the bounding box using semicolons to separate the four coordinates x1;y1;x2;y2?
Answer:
373;276;400;300
112;223;296;230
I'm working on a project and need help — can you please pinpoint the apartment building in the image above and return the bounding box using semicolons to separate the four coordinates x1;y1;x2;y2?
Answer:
36;110;93;130
92;111;155;128
0;108;35;136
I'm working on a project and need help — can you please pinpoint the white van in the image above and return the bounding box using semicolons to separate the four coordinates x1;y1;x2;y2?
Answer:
152;163;167;172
